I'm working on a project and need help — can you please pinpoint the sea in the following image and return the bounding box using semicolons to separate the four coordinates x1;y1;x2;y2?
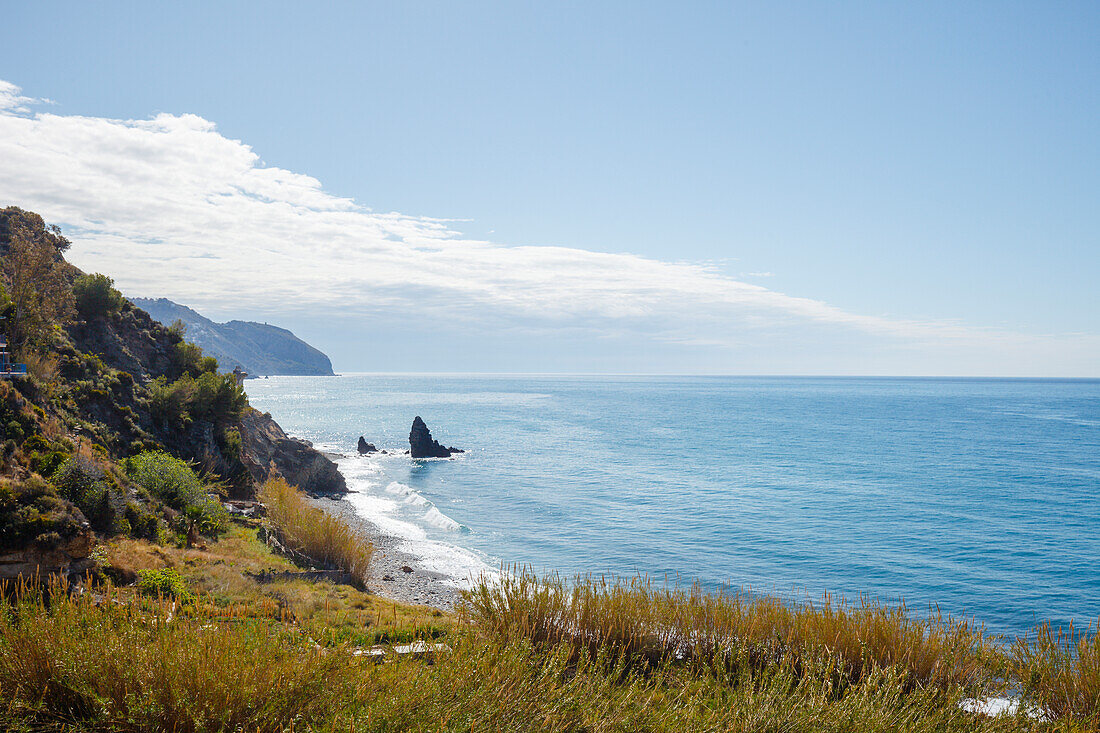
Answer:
245;375;1100;638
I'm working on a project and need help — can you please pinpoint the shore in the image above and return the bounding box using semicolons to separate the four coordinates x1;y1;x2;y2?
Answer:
305;494;464;612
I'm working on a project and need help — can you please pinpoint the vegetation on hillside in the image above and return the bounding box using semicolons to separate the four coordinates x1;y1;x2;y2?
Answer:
1;205;1098;731
260;477;373;580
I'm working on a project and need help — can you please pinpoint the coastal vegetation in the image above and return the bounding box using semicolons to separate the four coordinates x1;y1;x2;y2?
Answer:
0;206;1098;731
260;476;374;581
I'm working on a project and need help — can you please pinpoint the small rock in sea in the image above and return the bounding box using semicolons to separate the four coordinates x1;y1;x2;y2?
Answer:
382;574;395;581
380;449;388;454
409;416;462;458
401;565;414;573
357;436;377;454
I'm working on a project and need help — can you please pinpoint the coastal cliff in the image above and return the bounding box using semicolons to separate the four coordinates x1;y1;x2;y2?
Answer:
0;206;344;580
131;297;335;377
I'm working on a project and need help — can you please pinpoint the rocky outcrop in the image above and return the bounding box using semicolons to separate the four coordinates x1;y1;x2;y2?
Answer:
240;408;346;493
357;436;377;454
409;416;463;458
0;526;95;581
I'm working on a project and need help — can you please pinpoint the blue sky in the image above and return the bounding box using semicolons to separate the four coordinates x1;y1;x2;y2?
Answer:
1;2;1097;374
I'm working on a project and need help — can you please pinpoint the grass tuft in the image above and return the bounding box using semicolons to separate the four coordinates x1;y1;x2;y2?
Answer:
462;567;997;694
1011;619;1100;724
260;477;373;581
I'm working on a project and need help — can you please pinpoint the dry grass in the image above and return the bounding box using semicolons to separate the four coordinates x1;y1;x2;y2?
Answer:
103;526;448;640
0;584;1036;733
260;477;373;581
0;580;371;732
1011;619;1100;725
462;568;998;694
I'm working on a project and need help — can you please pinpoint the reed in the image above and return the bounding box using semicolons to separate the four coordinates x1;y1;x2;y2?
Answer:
462;567;997;693
0;579;369;731
1011;619;1100;724
260;477;373;580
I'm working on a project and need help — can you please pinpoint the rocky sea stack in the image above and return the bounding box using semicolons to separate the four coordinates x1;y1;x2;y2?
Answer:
357;436;377;454
409;416;463;458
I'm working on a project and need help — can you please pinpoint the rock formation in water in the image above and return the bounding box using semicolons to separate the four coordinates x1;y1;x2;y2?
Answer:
408;416;463;458
357;436;377;454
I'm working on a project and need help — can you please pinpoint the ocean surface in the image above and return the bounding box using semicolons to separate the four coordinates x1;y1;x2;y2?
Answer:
245;375;1100;638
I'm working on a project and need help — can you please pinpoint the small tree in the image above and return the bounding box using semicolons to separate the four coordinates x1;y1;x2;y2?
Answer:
73;273;124;320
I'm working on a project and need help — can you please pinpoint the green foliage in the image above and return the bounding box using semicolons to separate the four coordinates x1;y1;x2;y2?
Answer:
123;451;202;509
136;568;193;601
124;502;161;541
0;476;87;551
72;273;124;320
219;427;242;461
0;207;74;348
149;371;247;428
124;451;226;536
172;340;218;378
51;456;125;535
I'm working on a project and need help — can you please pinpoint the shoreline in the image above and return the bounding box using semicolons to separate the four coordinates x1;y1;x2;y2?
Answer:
305;493;464;612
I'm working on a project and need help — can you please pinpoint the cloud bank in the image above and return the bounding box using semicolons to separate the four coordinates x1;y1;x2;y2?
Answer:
0;81;1095;374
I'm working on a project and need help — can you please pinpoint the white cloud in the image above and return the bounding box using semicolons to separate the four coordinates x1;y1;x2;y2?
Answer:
0;80;1095;374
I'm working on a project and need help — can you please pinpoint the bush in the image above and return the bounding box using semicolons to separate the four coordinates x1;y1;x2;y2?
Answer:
123;451;203;510
51;456;124;534
136;568;193;602
72;273;124;320
124;451;226;536
0;476;87;551
124;502;161;541
172;340;217;378
219;427;242;461
148;372;247;427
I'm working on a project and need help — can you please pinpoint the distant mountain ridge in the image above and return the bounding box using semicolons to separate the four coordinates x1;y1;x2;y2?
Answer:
131;297;335;376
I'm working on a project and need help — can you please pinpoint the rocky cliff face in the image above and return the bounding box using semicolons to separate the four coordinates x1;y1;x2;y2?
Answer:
240;409;346;494
0;526;94;581
131;298;335;376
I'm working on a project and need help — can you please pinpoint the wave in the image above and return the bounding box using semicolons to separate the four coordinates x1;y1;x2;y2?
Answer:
335;456;489;587
423;506;468;532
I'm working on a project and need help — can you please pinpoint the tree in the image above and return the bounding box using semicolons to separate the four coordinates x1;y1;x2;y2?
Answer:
73;273;124;320
0;208;73;348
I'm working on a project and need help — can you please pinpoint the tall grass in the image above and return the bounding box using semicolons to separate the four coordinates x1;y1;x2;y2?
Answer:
0;580;369;732
462;568;997;693
0;580;1023;733
1012;619;1100;724
260;477;373;581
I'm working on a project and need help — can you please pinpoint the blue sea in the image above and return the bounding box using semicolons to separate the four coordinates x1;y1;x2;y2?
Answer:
246;375;1100;638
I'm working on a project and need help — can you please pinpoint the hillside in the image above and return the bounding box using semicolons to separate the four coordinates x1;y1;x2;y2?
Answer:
131;297;335;376
0;205;344;576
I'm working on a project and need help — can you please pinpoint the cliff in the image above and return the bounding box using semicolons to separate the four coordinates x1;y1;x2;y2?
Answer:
130;297;335;376
0;206;345;578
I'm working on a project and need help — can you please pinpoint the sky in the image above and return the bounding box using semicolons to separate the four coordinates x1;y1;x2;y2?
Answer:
1;2;1097;375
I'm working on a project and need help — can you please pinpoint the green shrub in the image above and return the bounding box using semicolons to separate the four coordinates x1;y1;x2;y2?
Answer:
123;451;203;509
149;372;246;426
0;476;87;551
136;568;192;602
29;449;67;477
51;456;123;534
124;502;161;541
22;435;49;453
72;273;124;319
172;340;218;378
219;427;242;461
124;451;226;536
